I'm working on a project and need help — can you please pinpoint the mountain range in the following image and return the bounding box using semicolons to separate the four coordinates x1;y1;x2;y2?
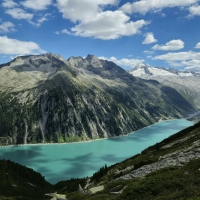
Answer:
0;53;196;145
129;64;200;109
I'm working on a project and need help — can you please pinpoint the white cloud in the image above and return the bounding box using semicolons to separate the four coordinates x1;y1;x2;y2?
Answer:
154;51;200;61
153;51;200;72
29;13;52;27
56;0;147;40
188;4;200;17
0;36;46;55
185;66;200;72
182;59;200;66
20;0;52;10
56;0;119;22
71;11;149;40
161;13;166;17
55;29;71;35
167;61;184;67
61;29;71;34
1;0;18;8
142;32;157;44
152;39;184;51
5;8;33;20
99;56;144;68
182;59;200;72
0;22;16;33
195;42;200;48
120;0;198;14
144;50;154;54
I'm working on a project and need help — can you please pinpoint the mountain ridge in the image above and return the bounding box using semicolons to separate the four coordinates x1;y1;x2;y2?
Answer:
129;64;200;109
0;53;196;145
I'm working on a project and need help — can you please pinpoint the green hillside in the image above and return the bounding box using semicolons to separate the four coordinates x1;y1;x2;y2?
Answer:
0;160;51;200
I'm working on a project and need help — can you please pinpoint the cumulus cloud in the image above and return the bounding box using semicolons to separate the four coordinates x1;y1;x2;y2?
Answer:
120;0;198;14
167;61;184;67
61;29;71;34
152;39;184;51
153;51;200;72
188;4;200;17
99;56;144;68
20;0;52;10
154;51;200;61
195;42;200;48
182;59;200;66
0;36;46;55
144;50;154;54
55;29;71;35
29;13;52;27
56;0;119;22
0;22;16;33
71;11;148;40
182;59;200;72
142;32;157;44
1;0;18;8
5;8;33;20
56;0;148;40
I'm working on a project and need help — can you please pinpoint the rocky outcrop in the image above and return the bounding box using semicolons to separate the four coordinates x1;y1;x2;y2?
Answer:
161;134;196;149
78;184;85;194
118;140;200;180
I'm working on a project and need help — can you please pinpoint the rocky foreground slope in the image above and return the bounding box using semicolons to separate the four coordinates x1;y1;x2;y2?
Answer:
0;53;195;145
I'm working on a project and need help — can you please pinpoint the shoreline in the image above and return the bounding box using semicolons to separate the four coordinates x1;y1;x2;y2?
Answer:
0;117;193;148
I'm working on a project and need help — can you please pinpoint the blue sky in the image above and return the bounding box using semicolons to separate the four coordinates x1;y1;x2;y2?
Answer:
0;0;200;72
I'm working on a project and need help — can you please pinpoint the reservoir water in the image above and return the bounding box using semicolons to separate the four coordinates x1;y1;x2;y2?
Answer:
0;119;193;184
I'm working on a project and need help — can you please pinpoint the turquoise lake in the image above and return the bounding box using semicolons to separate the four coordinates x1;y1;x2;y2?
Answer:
0;119;193;184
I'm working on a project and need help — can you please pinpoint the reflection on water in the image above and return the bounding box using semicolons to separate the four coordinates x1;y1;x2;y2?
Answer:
0;119;193;184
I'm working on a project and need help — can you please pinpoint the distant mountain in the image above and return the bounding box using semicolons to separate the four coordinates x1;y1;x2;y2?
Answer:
0;53;195;145
129;64;200;109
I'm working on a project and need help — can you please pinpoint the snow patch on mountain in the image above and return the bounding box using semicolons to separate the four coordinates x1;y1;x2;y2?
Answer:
129;64;196;78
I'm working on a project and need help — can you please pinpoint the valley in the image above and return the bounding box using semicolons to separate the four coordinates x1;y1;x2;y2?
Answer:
0;54;200;200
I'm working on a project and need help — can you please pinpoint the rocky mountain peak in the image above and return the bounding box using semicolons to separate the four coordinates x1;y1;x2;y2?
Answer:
130;64;198;78
86;54;96;61
2;53;68;74
131;63;152;75
85;54;103;68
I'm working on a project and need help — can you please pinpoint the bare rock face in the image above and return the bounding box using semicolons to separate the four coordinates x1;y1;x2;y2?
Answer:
0;53;195;145
118;140;200;180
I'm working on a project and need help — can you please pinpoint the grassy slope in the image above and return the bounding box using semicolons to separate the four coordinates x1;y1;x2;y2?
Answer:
0;160;52;200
